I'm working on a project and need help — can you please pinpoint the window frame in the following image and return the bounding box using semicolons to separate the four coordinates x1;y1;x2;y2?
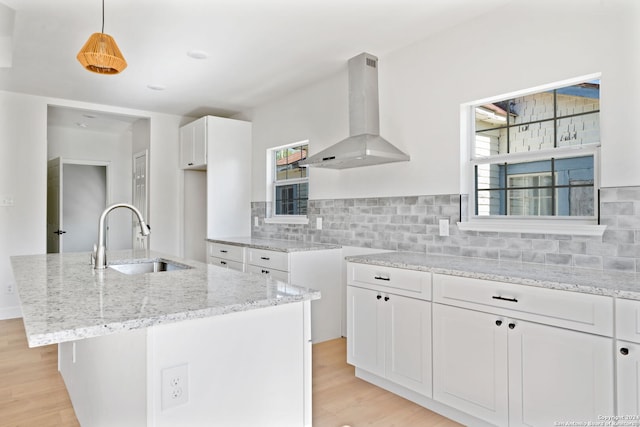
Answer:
265;140;310;224
460;74;606;236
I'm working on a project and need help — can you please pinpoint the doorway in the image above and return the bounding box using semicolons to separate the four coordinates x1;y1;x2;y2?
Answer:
46;105;151;254
47;158;109;253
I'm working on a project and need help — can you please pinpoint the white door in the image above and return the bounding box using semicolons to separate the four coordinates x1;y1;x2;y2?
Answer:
346;286;384;376
62;163;107;253
508;320;614;426
46;158;61;253
617;341;640;415
385;294;432;397
432;303;509;426
46;158;108;253
133;150;148;249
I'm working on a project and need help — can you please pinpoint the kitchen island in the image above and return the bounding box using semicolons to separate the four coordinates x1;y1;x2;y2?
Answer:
11;250;319;427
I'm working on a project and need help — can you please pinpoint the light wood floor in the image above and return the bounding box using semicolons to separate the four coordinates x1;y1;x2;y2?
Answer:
312;338;461;427
0;319;460;426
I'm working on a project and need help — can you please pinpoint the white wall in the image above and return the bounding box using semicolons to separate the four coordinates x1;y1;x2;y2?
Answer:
47;125;133;250
0;91;184;317
248;0;640;201
0;92;46;318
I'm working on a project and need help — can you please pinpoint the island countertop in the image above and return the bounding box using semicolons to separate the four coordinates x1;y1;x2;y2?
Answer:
10;250;320;348
345;251;640;300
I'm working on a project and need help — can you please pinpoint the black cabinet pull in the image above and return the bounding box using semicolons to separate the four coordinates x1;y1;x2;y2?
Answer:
492;295;518;303
260;256;270;261
621;347;630;356
495;320;503;326
261;269;269;274
374;276;390;281
188;162;194;166
376;294;382;300
220;261;227;265
220;250;228;253
384;296;390;301
508;323;516;329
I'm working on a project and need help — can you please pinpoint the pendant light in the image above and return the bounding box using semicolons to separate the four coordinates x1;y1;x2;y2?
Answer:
76;0;127;74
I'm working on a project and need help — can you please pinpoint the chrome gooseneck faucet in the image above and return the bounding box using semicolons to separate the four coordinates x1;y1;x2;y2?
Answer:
93;203;150;269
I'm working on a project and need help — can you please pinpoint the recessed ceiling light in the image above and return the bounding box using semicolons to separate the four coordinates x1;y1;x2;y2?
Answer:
187;50;208;60
147;84;166;91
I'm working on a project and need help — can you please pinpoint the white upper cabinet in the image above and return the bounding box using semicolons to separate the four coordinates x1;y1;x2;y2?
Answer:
179;117;207;170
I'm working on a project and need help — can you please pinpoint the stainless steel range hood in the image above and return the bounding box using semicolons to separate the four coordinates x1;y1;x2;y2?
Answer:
299;53;409;169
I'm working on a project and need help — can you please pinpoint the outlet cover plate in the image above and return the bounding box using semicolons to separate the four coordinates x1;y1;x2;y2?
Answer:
161;364;189;410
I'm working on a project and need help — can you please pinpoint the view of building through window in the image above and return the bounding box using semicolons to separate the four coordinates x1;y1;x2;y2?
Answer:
473;80;600;217
273;143;309;215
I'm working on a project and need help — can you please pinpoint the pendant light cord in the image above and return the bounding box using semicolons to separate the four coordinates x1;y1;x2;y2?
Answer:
101;0;105;33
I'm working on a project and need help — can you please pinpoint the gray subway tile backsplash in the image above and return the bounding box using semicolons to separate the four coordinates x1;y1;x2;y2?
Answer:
251;186;640;272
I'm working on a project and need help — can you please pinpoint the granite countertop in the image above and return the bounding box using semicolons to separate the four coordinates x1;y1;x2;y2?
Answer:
10;250;320;348
207;236;341;252
345;251;640;301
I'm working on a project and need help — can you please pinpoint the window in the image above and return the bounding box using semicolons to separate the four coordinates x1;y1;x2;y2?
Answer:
270;142;309;218
469;77;600;224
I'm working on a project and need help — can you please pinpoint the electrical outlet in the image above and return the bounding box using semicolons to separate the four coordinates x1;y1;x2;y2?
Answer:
161;364;189;410
254;216;259;227
5;283;14;294
316;217;323;230
439;219;450;237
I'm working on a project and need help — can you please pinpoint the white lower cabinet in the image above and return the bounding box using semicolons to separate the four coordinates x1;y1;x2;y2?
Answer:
432;273;615;426
617;341;640;414
207;241;342;343
206;242;244;272
616;298;640;414
432;304;508;425
508;320;613;426
347;286;432;396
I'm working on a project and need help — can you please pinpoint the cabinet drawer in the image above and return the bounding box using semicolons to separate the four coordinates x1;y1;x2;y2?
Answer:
347;263;431;300
616;298;640;343
246;264;289;282
208;256;244;272
247;248;289;271
433;274;613;336
208;242;244;263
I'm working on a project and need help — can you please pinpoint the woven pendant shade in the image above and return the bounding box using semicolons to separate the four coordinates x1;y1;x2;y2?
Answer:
77;32;127;74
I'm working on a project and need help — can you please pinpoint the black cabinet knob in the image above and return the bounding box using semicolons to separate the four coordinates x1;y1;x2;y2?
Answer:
508;323;516;329
621;347;630;356
495;320;503;326
376;295;382;300
384;296;390;302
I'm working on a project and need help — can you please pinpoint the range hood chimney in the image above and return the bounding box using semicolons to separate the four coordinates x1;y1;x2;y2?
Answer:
299;52;410;169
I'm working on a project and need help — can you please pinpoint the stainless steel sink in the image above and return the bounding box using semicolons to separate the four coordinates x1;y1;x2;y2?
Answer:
108;258;193;275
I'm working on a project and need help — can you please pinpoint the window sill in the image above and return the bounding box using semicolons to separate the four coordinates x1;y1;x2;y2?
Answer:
457;220;606;236
264;216;309;225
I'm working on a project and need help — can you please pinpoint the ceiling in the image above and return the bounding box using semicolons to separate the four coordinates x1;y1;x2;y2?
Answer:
1;0;510;129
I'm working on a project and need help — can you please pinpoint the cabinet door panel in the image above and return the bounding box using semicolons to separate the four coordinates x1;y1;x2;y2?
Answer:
179;125;194;168
386;294;432;397
433;304;508;426
192;120;207;166
617;341;640;415
346;286;384;376
508;321;614;426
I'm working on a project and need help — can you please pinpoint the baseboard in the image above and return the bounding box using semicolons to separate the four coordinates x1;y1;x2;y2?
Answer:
0;305;22;320
355;367;496;427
